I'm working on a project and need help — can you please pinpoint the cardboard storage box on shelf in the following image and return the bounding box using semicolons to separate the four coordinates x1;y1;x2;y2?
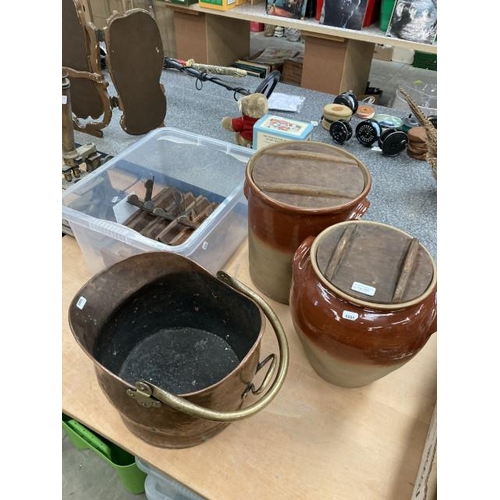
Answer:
62;127;254;275
253;114;314;150
392;47;414;64
373;44;394;61
198;0;244;10
281;55;303;86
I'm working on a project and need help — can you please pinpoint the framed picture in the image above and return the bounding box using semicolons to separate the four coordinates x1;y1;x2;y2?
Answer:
267;0;309;20
386;0;437;44
320;0;369;30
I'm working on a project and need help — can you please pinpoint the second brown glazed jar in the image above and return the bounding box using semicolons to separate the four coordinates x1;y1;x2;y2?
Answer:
289;220;437;388
244;141;372;304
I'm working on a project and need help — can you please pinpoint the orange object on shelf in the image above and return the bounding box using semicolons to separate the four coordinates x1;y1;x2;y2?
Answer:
315;0;324;21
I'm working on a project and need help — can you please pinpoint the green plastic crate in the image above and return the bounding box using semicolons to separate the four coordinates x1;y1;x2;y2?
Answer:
62;414;146;494
413;51;437;71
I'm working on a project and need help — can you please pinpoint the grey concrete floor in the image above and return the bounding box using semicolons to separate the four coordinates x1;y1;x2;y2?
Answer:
62;429;147;499
62;31;437;500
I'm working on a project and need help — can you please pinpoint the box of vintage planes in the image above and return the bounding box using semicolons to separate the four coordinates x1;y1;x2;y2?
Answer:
62;127;255;275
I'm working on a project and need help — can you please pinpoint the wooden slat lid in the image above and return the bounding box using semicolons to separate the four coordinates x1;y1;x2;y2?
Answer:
314;221;435;305
250;142;368;209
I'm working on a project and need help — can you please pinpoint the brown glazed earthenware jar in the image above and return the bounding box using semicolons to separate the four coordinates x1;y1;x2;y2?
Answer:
290;221;437;388
244;141;372;304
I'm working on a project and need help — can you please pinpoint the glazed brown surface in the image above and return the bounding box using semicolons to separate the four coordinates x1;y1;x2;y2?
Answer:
245;142;372;303
246;190;371;253
245;141;372;251
290;235;437;380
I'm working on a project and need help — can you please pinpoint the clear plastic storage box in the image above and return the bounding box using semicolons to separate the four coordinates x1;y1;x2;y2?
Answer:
136;457;207;500
62;128;254;275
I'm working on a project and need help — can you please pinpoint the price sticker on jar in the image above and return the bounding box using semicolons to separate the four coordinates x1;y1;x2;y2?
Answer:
342;310;359;321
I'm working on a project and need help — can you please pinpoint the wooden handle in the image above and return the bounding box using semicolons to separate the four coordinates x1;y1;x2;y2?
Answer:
393;238;420;303
261;150;359;167
258;182;357;200
324;225;357;281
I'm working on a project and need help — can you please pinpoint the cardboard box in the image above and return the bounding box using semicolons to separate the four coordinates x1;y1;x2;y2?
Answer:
301;35;372;95
253;114;314;150
392;47;414;64
281;56;303;86
373;44;394;61
198;0;242;11
172;10;249;66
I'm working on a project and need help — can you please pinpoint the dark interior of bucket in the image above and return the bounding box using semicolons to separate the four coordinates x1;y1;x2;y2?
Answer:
94;271;262;395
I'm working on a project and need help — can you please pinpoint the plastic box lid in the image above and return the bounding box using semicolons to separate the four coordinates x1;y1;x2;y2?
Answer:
62;127;254;275
136;457;207;500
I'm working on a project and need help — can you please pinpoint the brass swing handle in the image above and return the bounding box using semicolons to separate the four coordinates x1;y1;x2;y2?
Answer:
134;271;289;422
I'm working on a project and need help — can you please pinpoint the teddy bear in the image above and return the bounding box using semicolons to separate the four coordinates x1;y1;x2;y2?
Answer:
221;93;269;148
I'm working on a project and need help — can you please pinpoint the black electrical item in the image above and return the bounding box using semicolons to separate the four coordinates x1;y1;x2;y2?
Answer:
378;129;408;156
333;91;358;114
355;119;408;156
355;119;380;147
329;120;353;145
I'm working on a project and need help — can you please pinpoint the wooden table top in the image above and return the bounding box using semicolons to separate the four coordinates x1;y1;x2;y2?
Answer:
62;234;437;500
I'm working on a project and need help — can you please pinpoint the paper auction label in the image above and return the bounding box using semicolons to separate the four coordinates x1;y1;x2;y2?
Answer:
351;281;376;296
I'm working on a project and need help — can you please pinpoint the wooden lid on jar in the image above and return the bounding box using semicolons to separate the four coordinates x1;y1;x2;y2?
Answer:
314;221;435;305
249;141;370;209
